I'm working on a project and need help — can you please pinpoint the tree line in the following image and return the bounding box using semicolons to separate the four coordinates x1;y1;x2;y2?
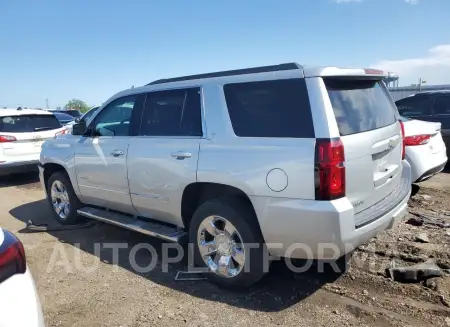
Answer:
65;99;91;113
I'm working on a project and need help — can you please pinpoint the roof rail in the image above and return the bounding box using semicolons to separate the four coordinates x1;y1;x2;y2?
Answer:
147;62;302;85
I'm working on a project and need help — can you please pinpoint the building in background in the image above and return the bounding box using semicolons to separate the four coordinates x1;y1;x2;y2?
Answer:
384;72;450;101
388;84;450;102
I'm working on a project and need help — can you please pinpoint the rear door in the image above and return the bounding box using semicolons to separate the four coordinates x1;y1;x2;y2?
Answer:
127;88;202;227
324;79;403;221
0;114;63;162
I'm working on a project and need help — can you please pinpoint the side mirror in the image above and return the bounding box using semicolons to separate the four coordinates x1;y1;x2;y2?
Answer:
74;117;81;123
72;120;87;136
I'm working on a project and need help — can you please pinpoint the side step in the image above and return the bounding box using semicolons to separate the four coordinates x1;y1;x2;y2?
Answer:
77;207;187;243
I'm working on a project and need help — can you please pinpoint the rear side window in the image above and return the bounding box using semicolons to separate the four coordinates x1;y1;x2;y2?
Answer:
0;114;61;133
223;79;314;138
395;96;433;117
325;79;397;136
140;88;202;137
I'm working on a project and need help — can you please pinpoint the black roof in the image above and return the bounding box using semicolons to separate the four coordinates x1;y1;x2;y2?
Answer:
147;62;302;86
415;90;450;95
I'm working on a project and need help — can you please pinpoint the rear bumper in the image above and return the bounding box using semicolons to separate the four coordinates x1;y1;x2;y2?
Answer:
253;161;412;260
0;267;45;327
0;160;39;177
416;160;447;182
407;146;448;182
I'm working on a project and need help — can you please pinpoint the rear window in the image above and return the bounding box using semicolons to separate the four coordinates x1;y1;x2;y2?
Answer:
0;114;62;133
325;79;397;136
223;78;314;138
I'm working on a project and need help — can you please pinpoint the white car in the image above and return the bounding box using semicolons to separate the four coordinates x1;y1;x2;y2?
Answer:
0;108;67;176
400;116;448;183
0;228;45;327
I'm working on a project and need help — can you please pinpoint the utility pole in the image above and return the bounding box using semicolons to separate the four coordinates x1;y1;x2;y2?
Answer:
45;98;49;109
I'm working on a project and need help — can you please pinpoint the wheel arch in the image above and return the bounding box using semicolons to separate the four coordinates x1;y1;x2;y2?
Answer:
42;162;80;197
181;182;259;230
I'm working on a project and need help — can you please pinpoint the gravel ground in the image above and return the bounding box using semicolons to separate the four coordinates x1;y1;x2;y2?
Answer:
0;171;449;327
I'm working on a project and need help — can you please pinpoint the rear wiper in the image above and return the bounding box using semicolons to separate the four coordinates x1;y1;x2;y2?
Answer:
34;127;55;131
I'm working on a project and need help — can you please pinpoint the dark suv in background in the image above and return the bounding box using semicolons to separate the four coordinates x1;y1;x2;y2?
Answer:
395;90;450;158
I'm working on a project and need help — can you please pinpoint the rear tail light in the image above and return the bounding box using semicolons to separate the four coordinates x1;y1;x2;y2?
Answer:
0;229;26;283
315;138;346;200
404;134;432;146
399;120;406;160
0;135;17;143
55;129;68;138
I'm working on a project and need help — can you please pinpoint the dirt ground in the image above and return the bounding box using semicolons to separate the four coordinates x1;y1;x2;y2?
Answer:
0;170;450;327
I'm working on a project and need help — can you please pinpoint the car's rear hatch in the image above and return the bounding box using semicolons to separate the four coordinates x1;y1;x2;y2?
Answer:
0;114;64;162
323;77;405;226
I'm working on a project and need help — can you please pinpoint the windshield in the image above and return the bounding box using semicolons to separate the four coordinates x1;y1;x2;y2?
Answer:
325;79;397;136
82;107;99;121
54;112;74;121
0;114;62;132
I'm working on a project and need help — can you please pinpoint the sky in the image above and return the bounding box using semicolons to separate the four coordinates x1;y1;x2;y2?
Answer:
1;0;450;108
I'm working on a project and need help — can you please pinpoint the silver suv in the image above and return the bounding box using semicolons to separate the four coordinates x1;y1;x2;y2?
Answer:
39;63;411;288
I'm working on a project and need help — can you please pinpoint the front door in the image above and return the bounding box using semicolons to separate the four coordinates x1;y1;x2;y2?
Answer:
127;88;203;227
74;93;144;214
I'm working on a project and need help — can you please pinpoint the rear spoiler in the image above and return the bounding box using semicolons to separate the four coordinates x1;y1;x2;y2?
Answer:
303;67;387;79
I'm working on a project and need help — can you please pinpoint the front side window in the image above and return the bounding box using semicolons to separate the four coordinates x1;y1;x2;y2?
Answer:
395;96;433;117
92;95;137;137
140;88;202;137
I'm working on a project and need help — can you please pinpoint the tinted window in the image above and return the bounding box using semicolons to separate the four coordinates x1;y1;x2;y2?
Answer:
93;95;137;136
0;114;61;132
55;110;81;118
82;107;99;122
223;79;314;138
325;79;396;136
54;112;74;123
140;88;202;137
434;95;450;115
395;96;433;117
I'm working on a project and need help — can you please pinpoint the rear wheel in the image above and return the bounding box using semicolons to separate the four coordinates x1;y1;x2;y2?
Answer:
47;171;82;225
189;197;268;289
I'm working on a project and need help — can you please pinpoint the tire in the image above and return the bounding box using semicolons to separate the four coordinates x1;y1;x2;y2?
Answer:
46;171;82;225
189;197;268;289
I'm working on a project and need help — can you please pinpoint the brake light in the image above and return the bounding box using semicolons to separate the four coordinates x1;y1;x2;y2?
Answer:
55;129;68;137
364;68;384;75
399;120;406;160
0;229;26;283
315;138;345;200
404;134;431;146
0;135;17;143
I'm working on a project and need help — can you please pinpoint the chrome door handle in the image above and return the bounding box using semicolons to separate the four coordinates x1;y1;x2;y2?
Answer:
111;150;124;157
171;151;192;160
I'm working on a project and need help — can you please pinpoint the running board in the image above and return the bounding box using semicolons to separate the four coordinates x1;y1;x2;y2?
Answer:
77;207;187;243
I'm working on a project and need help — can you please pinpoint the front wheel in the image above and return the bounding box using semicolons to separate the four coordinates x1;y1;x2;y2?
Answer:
47;171;82;225
189;198;268;289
